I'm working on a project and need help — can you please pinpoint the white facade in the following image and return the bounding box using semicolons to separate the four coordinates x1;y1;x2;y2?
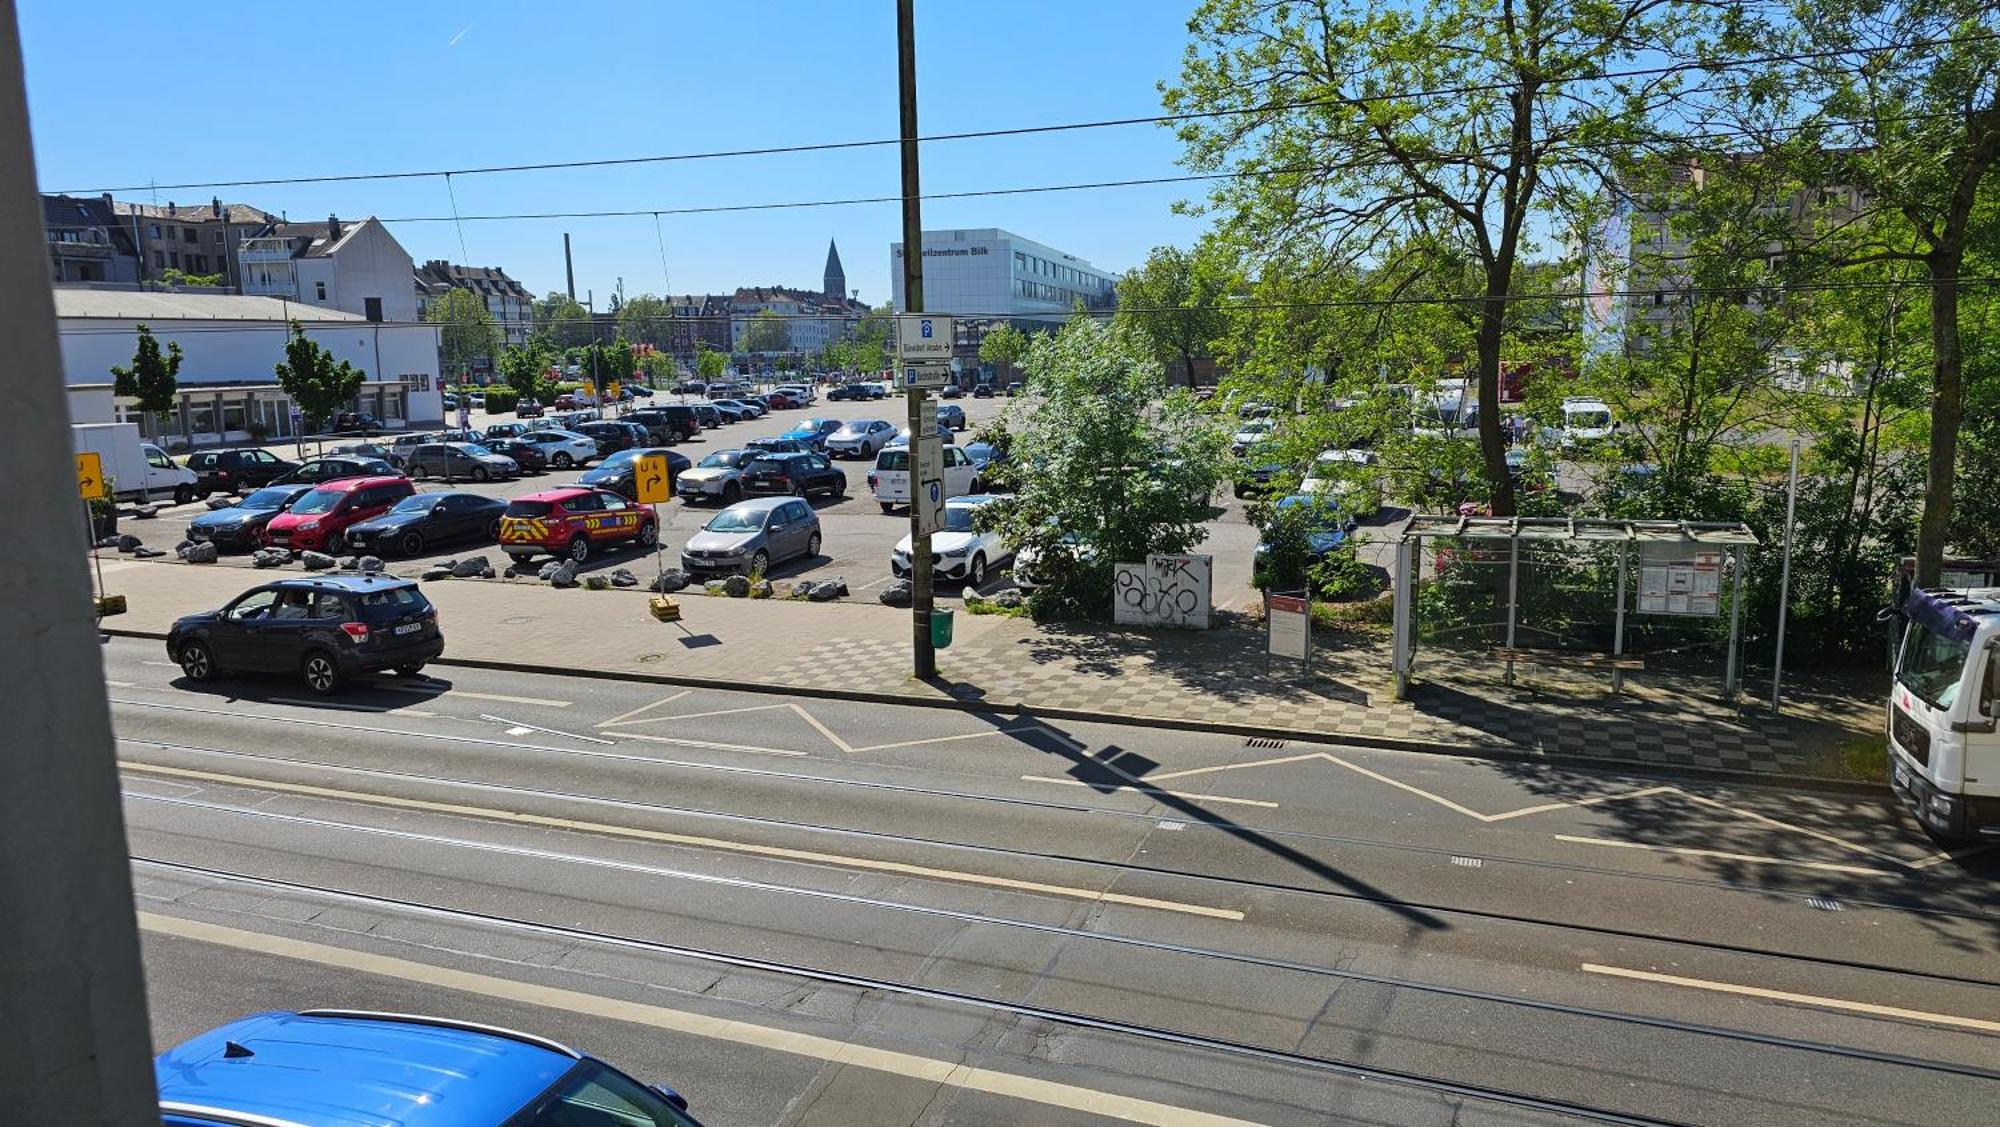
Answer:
237;217;418;324
889;228;1117;322
55;290;443;446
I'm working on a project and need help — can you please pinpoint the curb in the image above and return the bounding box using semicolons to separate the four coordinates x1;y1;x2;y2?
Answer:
104;626;1888;797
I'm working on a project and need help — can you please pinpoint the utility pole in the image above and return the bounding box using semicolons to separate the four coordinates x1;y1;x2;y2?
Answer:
897;0;935;678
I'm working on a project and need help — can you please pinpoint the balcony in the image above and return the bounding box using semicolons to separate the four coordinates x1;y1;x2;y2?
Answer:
237;237;299;264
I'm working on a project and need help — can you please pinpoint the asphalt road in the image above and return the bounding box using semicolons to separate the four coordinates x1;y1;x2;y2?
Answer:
106;638;2000;1125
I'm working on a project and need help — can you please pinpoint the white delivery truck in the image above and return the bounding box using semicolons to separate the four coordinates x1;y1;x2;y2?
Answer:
1883;586;2000;842
70;422;198;504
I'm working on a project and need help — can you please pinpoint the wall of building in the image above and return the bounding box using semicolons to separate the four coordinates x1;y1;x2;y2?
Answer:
294;219;418;323
890;229;1116;320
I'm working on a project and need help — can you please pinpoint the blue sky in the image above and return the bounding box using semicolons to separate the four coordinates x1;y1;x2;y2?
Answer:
21;1;1208;308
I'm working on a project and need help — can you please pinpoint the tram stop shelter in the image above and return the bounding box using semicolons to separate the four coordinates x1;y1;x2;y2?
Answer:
1391;517;1759;700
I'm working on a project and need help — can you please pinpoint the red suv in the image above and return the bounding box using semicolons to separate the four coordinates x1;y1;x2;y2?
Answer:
262;475;415;554
499;486;659;564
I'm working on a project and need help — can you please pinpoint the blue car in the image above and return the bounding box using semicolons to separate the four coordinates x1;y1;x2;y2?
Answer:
1254;494;1353;567
158;1009;701;1126
778;417;843;451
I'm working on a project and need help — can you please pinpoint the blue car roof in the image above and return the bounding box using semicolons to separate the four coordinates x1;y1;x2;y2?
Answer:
157;1011;577;1127
268;574;419;593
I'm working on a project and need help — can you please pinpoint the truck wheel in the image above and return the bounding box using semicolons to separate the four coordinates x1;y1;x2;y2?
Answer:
880;503;895;514
173;484;195;505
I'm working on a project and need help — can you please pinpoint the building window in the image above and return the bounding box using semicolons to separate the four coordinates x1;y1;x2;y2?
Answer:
315;281;327;300
213;230;225;243
148;223;161;238
364;296;383;322
170;252;180;268
1653;290;1665;307
182;227;198;243
153;251;166;268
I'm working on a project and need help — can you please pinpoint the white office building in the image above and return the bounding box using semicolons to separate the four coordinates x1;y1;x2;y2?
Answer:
889;228;1117;323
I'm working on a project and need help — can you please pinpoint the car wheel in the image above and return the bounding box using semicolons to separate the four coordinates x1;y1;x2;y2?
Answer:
723;482;742;503
831;477;846;499
749;549;770;575
552;452;574;469
880;502;895;514
177;638;218;682
394;663;426;677
970;477;985;493
194;488;211;501
792;483;808;498
411;464;429;480
472;466;490;482
965;553;987;588
638;522;659;548
568;535;591;562
399;530;425;557
173;484;194;505
487;518;502;539
805;531;821;558
301;650;342;695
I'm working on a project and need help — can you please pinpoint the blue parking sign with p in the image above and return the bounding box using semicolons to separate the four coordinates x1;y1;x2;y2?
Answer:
920;319;933;339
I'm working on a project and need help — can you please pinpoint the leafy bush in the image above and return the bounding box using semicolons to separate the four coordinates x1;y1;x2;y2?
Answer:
481;388;519;414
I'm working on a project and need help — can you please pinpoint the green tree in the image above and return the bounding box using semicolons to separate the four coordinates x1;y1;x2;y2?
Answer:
273;321;364;430
426;288;500;383
695;345;729;382
1115;245;1233;387
740;310;790;355
616;294;675;349
637;350;676;387
1166;0;1696;516
983;318;1229;619
498;342;555;405
153;267;225;288
110;323;183;437
977;323;1030;382
531;292;592;349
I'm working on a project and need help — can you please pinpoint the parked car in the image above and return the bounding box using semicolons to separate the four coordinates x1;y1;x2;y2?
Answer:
345;491;507;557
972;383;996;399
628;385;653;398
1298;448;1381;515
482;436;548;473
939;383;964;399
405;442;520;482
518;428;601;469
740;450;846;499
262;476;415;554
1254;494;1354;573
680;496;822;577
185;485;315;552
743;436;811;457
762;389;801;409
1004;381;1024;396
673;380;708;395
1233;443;1288;499
1014;532;1097;591
827;383;865;401
708;400;748;423
713;397;765;419
936;404;967;432
573;420;644;456
498;486;659;563
154;1010;701;1125
774;383;816;405
579;447;693;500
824;418;898;459
628;405;701;443
468;391;487;408
327;441;405;469
184;448;298;497
515;397;545;418
858;381;887;400
780;418;844;451
442;393;459;411
1231;418;1277;456
273;455;401;487
869;443;982;511
329;411;382;434
692;404;725;431
167;576;443;693
675;449;756;505
891;493;1010;587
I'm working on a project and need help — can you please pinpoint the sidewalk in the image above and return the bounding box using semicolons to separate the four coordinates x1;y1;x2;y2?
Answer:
94;556;1880;784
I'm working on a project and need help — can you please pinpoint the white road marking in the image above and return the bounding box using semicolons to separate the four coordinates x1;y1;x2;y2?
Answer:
601;702;789;728
505;727;534;736
1906;843;1998;869
138;913;1266;1127
593;690;693;727
269;697;438;718
790;703;857;754
852;575;896;592
1144;752;1328;782
1675;793;1920;869
1552;835;1898;877
611;731;811;758
1019;776;1280;809
141;660;179;668
852;727;1040;754
1580;963;2000;1034
104;680;136;688
376;684;573;708
477;714;613;746
120;762;1240;919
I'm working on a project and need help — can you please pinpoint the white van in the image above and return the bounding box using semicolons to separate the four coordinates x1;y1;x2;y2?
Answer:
869;444;982;512
1560;396;1616;446
1412;384;1479;438
1885;586;2000;842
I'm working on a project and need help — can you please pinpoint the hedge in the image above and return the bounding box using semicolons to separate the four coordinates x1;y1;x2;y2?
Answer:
481;388;519;414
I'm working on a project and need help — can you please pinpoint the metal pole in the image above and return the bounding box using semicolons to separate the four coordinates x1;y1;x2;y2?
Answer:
1503;534;1520;686
1611;538;1629;693
1724;543;1745;697
1392;536;1412;699
1772;439;1801;713
897;0;935;678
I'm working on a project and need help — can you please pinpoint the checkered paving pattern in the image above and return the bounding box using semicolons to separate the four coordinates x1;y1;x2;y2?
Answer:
766;627;1822;776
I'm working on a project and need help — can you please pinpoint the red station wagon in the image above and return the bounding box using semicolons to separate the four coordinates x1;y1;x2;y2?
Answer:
261;476;415;554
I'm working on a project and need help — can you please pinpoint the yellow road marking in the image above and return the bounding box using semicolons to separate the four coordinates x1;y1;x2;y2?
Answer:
1552;835;1897;877
1019;776;1280;809
602;702;788;727
609;730;810;757
377;685;573;708
121;761;1241;920
1908;843;1998;869
138;913;1266;1127
1580;963;2000;1034
595;690;693;728
1675;793;1918;869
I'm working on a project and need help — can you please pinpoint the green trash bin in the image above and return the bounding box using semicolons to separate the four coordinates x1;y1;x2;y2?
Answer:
930;607;955;649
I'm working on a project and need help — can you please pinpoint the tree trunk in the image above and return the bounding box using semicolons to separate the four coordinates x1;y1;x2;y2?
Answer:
1475;290;1516;516
1915;246;1964;587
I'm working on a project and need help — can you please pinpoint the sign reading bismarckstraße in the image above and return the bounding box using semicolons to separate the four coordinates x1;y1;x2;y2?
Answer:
895;314;955;361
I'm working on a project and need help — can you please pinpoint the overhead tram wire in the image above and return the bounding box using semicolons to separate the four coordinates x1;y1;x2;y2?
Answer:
48;28;2000;195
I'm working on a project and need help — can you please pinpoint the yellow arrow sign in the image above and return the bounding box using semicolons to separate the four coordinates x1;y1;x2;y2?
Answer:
76;452;106;500
634;453;672;504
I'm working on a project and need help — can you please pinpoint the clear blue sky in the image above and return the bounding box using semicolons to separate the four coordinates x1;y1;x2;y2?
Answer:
21;1;1209;308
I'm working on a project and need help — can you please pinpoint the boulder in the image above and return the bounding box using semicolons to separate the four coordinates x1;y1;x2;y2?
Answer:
537;560;564;581
205;497;237;511
435;559;458;571
548;561;580;588
337;555;361;571
173;539;193;552
252;552;284;569
115;534;143;553
132;504;160;520
722;574;751;598
450;556;489;578
748;578;773;599
990;588;1026;609
478;566;496;579
789;580;816;600
703;579;728;595
610;568;639;588
649;569;690;593
183;542;219;564
95;536;122;549
357;555;385;573
879;580;913;607
583;574;611;591
300;551;336;571
808;581;841;602
421;566;452;581
132;547;166;559
829;576;849;596
962;589;986;608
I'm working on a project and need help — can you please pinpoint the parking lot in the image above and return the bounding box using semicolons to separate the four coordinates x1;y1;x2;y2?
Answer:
114;390;1278;610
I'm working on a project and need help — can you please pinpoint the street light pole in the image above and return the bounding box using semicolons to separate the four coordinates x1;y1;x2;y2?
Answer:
897;0;936;678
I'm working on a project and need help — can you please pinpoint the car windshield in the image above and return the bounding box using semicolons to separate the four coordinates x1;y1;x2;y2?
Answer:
706;508;768;533
834;422;870;436
1567;409;1614;429
942;506;979;532
238;488;296;510
746;457;796;474
600;449;646;469
389;495;436;515
288;489;343;515
1276;495;1342;529
1897;622;1972;710
452;443;492;456
698;451;745;469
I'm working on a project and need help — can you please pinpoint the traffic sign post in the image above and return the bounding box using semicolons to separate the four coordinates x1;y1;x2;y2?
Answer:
634;453;672;589
913;433;946;536
902;363;950;391
75;452;106;500
895;314;955;362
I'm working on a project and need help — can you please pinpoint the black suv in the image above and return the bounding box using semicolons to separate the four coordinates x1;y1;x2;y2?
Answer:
741;451;846;499
573;420;644;456
167;574;443;695
185;448;299;497
627;406;700;444
273;456;401;486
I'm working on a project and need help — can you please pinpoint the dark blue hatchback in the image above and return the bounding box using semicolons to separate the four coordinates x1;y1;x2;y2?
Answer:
158;1009;700;1126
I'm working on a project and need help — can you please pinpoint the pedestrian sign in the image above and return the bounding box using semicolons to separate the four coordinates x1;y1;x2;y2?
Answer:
634;453;673;504
895;313;955;361
75;452;106;500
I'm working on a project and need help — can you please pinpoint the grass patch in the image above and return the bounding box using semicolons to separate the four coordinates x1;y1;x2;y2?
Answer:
1310;595;1393;633
1834;735;1887;782
964;598;1030;618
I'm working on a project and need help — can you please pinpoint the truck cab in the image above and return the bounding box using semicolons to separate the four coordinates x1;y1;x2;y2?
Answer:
1886;586;2000;842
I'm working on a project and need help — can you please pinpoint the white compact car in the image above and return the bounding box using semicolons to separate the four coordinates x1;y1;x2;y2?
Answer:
1299;448;1381;515
891;493;1010;587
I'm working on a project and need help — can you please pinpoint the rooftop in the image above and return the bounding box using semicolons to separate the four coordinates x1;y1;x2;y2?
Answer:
54;289;369;322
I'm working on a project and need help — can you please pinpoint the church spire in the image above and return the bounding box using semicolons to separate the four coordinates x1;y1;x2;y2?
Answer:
823;238;846;299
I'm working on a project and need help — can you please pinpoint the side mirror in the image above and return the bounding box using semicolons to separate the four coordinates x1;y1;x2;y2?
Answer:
651;1085;690;1111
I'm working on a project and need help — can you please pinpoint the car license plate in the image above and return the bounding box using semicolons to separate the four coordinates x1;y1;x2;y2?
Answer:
1893;762;1909;790
394;622;421;636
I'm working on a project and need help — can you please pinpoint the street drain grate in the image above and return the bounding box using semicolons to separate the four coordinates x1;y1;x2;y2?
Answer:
1244;737;1288;748
1450;856;1484;868
1806;896;1844;912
